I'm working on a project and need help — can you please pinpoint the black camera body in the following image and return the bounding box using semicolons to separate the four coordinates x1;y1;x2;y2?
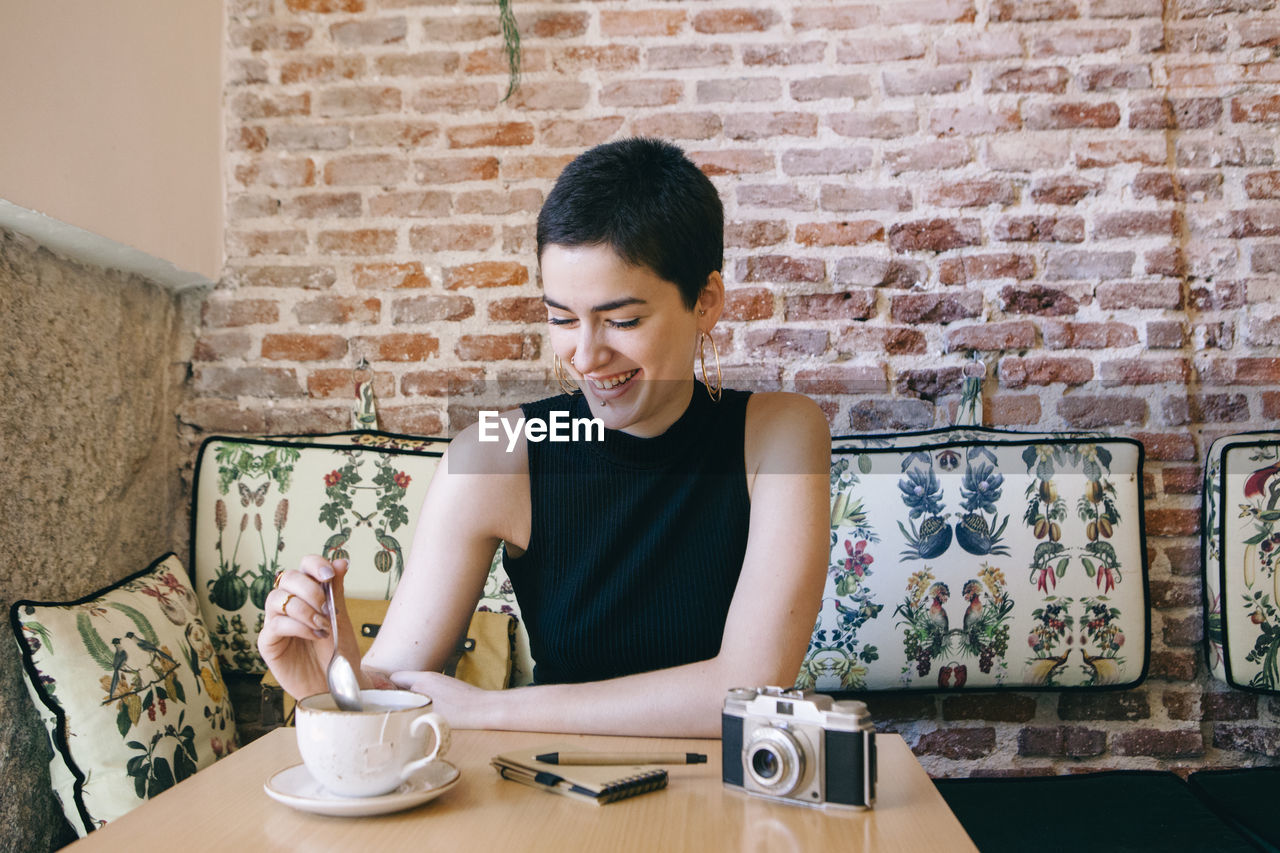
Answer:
722;687;875;809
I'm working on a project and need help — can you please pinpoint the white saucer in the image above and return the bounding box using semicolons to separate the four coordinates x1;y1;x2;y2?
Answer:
265;760;460;817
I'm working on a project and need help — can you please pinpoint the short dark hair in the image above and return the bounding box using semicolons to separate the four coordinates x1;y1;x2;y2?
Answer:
536;138;724;310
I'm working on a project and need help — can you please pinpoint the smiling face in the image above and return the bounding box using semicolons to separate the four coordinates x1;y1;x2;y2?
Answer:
541;243;722;438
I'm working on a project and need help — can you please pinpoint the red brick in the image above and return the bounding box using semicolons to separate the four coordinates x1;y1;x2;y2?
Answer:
743;328;829;358
294;295;381;326
1148;650;1198;681
847;398;935;431
938;255;1034;286
598;79;685;108
1147;508;1201;537
1246;171;1280;199
227;229;308;257
504;81;591;111
1025;102;1121;130
1096;281;1184;310
991;0;1079;21
998;284;1081;315
412;83;503;114
791;5;879;30
330;17;406;46
692;8;779;32
523;10;589;37
793;365;886;396
1214;725;1280;758
840;255;927;288
1101;357;1192;386
780;147;873;175
935;31;1023;63
738;255;825;283
392;295;475;324
1200;358;1280;385
835;34;927;64
375;52;459;78
790;74;874;101
1112;729;1204;759
202;298;279;328
440;260;533;290
353;263;429;290
726;220;788;248
724;287;776;321
890;291;984;324
985;66;1070;94
1000;356;1092;387
599;9;686;37
1076;138;1166;167
1159;545;1199;576
890;0;977;24
1096;211;1184;240
995;216;1084;243
1018;726;1108;758
234;157;316;189
262;333;348;361
985;137;1070;171
226;265;336;290
1133;171;1223;202
228;23;313;52
379;406;445;437
400;368;486;398
725;112;820;141
231;92;310;119
315;86;400;117
409;225;496;254
1045;251;1134;281
897;366;964;402
1256;244;1280;273
446;122;534;148
784;291;876;321
308;369;394;401
368;191;450;219
882;68;971;97
632;112;722;141
280;55;364;84
1202;692;1260;721
415;156;499;184
741;41;827;66
927;179;1018;208
913;728;996;760
1078;63;1153;91
285;192;361;219
1092;0;1162;16
537;116;626;148
455;334;540;361
358;333;440;362
230;126;268;153
1146;320;1186;350
1033;27;1131;56
1057;395;1148;427
820;185;912;212
697;77;785;104
1265;392;1280;419
889;219;982;253
1149;578;1202;609
885;140;972;174
1130;96;1223;129
278;124;354;149
194;332;253;362
829;111;918;139
1031;176;1102;205
945;320;1036;353
988;395;1042;425
192;367;305;399
1232;95;1280;124
316;229;395;255
689;150;776;176
553;46;641;73
835;326;928;356
795;221;884;247
929;106;1020;137
324;154;408;186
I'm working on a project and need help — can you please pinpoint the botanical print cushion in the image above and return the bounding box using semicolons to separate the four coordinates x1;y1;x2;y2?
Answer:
9;554;238;837
800;429;1148;692
1203;432;1280;691
192;431;535;681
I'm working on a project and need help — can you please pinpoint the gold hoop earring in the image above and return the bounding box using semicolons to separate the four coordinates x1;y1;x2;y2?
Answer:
698;332;723;402
553;354;580;396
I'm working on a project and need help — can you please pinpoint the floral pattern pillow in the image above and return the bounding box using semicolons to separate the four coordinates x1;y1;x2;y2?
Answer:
9;554;238;837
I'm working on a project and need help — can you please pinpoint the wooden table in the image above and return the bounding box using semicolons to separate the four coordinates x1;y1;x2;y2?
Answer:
71;728;976;852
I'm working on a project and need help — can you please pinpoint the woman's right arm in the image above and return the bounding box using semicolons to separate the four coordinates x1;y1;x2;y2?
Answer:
257;415;529;699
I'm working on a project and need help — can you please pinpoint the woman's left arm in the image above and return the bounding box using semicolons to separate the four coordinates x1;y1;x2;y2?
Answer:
391;392;831;738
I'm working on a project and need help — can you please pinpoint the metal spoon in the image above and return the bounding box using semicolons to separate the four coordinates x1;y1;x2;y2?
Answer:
324;581;363;711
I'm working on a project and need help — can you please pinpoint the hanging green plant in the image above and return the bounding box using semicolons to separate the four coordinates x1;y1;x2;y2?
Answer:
497;0;522;101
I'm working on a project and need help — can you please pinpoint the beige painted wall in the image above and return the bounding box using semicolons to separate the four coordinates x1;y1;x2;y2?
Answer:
0;1;223;280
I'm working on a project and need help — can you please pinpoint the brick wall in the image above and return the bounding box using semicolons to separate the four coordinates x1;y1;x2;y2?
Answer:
200;0;1280;775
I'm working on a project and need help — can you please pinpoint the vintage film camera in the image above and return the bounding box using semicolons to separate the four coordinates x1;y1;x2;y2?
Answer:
722;687;875;808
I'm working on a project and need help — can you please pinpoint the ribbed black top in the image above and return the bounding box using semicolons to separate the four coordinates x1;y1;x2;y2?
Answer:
503;383;752;684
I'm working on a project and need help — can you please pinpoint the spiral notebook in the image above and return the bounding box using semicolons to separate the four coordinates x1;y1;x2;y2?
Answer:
491;746;668;805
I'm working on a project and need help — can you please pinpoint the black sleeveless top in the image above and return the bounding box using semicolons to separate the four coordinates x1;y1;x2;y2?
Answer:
503;384;752;684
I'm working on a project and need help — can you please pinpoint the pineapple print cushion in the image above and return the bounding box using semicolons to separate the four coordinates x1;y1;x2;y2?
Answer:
9;554;238;837
801;429;1148;692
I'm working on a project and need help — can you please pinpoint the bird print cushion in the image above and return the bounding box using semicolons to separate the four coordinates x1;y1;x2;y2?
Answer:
9;554;238;837
800;428;1148;692
190;431;532;682
1202;432;1280;692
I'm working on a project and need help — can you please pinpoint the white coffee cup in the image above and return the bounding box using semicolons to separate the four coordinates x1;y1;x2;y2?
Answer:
295;688;452;798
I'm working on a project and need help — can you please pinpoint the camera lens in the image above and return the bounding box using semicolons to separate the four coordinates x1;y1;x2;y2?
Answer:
751;748;780;780
744;727;805;796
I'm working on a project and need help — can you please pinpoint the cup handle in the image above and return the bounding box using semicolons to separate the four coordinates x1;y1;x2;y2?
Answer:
400;711;451;781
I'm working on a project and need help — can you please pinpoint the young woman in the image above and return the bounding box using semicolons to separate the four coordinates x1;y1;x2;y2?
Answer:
258;138;830;737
